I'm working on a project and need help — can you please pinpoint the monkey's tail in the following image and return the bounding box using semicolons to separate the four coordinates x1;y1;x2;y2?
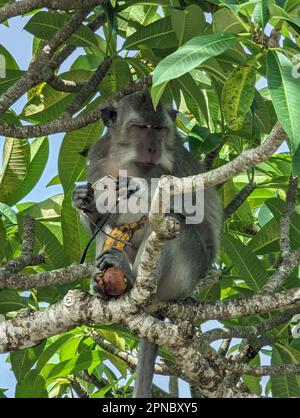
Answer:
133;339;158;398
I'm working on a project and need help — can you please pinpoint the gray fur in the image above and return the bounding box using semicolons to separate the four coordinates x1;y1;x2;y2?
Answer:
73;91;222;397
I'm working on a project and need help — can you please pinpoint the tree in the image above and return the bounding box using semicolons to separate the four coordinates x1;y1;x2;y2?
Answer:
0;0;300;399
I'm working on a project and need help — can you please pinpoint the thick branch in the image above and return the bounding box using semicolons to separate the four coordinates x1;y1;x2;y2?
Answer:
61;58;112;117
47;76;87;93
157;285;300;322
224;182;256;219
0;263;93;289
91;331;168;375
0;1;106;23
3;217;44;273
0;10;89;115
279;176;298;257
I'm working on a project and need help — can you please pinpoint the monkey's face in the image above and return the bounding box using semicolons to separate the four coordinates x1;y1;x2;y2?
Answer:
100;92;176;174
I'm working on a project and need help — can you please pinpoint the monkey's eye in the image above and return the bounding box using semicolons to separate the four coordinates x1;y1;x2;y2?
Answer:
153;126;164;131
133;124;148;130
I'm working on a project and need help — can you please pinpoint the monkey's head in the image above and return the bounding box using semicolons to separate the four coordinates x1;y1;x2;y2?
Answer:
100;92;177;175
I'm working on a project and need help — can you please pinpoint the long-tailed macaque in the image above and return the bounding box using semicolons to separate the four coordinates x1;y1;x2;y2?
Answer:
72;91;222;398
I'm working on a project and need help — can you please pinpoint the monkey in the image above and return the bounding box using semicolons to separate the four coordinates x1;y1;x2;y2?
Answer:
72;91;222;398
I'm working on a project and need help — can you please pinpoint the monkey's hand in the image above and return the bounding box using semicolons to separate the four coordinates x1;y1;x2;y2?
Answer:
72;182;97;214
92;247;134;298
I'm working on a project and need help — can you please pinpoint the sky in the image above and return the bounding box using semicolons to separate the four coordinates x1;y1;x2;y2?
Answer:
0;12;276;398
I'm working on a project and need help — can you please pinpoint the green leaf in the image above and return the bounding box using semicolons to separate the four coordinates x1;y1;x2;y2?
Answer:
0;44;20;70
150;81;168;110
242;355;262;396
248;218;279;255
269;4;300;33
58;121;103;194
253;0;269;29
35;334;73;374
0;202;17;224
19;195;63;221
0;138;30;204
24;11;99;48
15;370;47;398
213;7;245;33
222;234;268;291
153;33;238;86
123;16;178;50
61;192;95;263
0;290;29;314
99;58;132;97
5;137;49;206
0;70;25;95
271;345;300;397
46;351;106;380
171;5;206;46
33;220;67;270
10;342;46;383
267;51;300;159
21;71;92;123
222;58;257;131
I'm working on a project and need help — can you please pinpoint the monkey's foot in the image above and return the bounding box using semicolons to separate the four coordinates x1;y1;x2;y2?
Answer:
93;247;134;297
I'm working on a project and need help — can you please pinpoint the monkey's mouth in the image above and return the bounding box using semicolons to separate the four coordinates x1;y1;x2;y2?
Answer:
134;162;157;169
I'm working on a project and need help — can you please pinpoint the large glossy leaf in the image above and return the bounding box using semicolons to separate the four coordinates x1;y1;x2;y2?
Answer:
153;33;238;86
171;5;206;46
222;234;268;291
58;121;103;194
269;4;300;33
248;218;279;255
0;290;29;314
213;7;245;33
31;220;67;270
21;71;92;123
5;137;49;206
61;192;95;263
0;202;17;224
176;73;209;125
18;195;63;221
222;58;257;131
271;344;300;397
253;0;269;29
24;11;99;48
0;138;30;204
123;16;177;50
10;342;46;383
0;70;25;95
46;351;106;380
267;51;300;160
35;334;73;374
15;370;47;398
0;45;19;70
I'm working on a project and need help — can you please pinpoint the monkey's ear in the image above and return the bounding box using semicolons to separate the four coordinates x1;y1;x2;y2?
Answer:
100;106;117;127
169;109;178;121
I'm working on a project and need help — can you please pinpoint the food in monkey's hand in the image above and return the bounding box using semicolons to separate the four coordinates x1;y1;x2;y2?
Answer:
95;216;147;296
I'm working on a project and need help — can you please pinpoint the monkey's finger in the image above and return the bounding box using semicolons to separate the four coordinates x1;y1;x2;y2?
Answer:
96;247;122;260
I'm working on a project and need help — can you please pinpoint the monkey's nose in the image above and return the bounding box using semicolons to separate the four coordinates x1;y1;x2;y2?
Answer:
148;147;156;154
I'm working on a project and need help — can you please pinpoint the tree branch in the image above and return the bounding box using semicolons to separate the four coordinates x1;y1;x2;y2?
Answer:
0;0;106;24
157;284;300;322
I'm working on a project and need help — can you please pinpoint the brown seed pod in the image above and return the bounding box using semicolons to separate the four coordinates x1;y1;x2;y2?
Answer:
96;267;128;297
